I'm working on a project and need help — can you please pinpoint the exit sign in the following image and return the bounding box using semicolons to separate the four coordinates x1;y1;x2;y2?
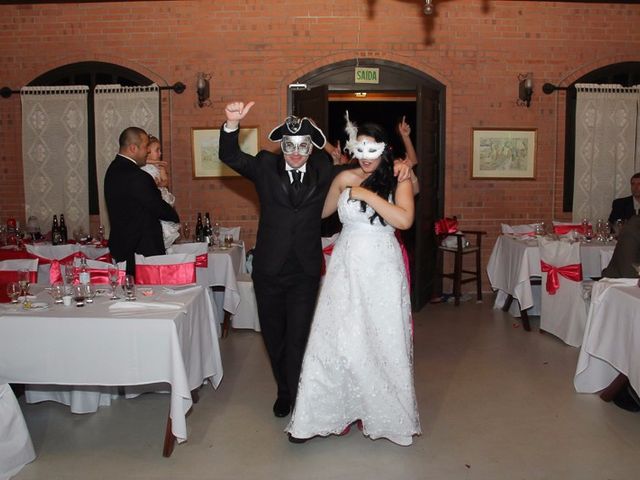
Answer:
355;67;379;84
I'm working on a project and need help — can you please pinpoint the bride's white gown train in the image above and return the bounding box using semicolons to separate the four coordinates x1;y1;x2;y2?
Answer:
286;189;421;445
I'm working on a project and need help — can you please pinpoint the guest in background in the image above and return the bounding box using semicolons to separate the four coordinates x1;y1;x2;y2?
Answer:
602;214;640;278
104;127;179;276
608;172;640;223
141;135;180;249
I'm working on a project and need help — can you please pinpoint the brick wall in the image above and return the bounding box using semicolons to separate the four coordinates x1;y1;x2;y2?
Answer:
1;0;639;290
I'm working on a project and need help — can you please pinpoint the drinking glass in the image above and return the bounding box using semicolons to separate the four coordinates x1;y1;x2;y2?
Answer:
49;281;64;304
73;284;86;307
63;262;75;286
123;274;136;301
83;283;96;304
181;222;191;242
17;269;30;298
212;223;221;247
6;282;20;304
108;264;120;300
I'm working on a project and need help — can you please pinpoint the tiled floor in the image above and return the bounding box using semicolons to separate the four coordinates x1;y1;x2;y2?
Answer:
14;299;640;479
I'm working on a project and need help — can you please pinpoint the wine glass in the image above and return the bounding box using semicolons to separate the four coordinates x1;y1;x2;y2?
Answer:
63;261;75;286
181;222;191;242
224;233;234;248
6;282;20;304
212;223;221;247
72;284;86;307
83;283;96;304
123;274;136;301
17;268;30;299
108;264;120;300
49;281;64;304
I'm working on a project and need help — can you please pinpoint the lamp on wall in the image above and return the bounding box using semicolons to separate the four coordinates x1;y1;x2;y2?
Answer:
423;0;435;15
517;72;533;107
196;72;211;108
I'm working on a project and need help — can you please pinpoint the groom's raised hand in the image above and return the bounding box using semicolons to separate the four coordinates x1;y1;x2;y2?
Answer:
224;101;255;129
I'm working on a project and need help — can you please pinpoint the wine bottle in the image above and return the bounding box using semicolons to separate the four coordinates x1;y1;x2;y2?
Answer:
59;214;68;244
51;215;60;245
78;256;90;285
204;212;212;246
195;212;204;243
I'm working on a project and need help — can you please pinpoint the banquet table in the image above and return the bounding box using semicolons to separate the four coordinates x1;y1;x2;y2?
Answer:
574;279;640;397
0;284;223;456
486;235;615;326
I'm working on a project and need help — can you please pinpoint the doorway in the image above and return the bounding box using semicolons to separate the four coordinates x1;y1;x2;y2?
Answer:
290;59;445;311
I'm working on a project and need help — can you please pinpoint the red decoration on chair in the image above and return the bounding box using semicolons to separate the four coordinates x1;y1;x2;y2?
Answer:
540;261;583;295
434;217;459;235
553;224;587;235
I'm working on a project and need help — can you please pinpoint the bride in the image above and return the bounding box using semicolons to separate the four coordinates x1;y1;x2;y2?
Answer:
285;117;421;446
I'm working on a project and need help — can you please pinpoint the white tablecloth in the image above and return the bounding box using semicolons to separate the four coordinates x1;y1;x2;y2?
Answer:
487;235;615;315
574;279;640;395
0;285;223;443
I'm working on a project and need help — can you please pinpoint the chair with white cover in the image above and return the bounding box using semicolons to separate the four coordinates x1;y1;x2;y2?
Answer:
538;237;588;347
219;226;241;242
25;243;78;285
0;384;36;479
501;223;537;236
135;253;196;285
230;272;260;332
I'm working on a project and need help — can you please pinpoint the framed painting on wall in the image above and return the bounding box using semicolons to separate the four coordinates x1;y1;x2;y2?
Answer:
191;127;259;178
471;128;537;179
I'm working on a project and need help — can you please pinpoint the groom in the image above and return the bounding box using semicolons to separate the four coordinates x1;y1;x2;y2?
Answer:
219;101;335;418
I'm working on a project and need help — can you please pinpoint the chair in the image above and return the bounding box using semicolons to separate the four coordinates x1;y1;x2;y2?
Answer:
436;222;486;306
230;272;261;332
538;237;588;347
135;253;196;285
552;221;587;235
219;226;241;242
0;384;36;479
500;223;537;236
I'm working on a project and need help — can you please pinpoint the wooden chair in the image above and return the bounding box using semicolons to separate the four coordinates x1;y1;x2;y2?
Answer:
436;226;486;306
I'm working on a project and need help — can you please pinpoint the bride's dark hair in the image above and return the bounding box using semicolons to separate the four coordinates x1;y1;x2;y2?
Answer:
348;122;397;225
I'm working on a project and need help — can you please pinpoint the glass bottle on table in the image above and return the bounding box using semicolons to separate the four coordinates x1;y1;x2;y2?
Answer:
78;257;90;285
195;212;204;243
59;214;68;244
51;214;60;245
204;212;213;246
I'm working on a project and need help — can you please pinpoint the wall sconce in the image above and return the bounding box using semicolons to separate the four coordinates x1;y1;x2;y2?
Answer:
423;0;435;15
517;73;533;107
196;72;211;108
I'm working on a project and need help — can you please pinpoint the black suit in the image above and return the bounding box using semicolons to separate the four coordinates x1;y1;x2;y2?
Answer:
219;126;337;406
608;195;636;223
602;214;640;278
104;154;179;275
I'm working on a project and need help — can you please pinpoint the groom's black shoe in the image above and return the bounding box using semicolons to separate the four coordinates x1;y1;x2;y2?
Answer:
288;433;308;444
273;398;291;417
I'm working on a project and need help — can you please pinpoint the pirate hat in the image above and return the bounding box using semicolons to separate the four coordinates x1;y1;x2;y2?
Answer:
268;116;326;149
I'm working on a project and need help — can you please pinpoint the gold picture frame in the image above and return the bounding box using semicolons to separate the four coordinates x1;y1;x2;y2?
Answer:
471;128;537;179
191;127;259;178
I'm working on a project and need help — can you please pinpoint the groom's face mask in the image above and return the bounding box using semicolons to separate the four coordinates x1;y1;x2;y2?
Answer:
282;135;313;169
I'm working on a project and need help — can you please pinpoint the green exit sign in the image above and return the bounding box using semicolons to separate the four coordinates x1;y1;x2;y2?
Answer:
355;67;379;84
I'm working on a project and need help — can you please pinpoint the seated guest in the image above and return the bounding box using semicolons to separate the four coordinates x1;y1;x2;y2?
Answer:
608;172;640;223
602;214;640;278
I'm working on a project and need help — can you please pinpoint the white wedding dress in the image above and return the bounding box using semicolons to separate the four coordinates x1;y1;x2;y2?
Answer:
286;189;421;446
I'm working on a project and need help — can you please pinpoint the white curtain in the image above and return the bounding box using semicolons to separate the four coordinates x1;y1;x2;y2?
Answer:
94;84;160;235
573;83;640;222
21;86;90;236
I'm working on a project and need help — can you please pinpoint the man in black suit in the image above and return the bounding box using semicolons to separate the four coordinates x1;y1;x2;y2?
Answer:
608;172;640;223
104;127;179;276
218;101;334;420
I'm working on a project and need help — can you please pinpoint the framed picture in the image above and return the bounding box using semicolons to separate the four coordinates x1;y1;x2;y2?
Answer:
471;128;537;179
191;127;259;178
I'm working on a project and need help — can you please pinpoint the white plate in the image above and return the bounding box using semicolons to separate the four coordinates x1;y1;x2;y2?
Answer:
18;295;37;302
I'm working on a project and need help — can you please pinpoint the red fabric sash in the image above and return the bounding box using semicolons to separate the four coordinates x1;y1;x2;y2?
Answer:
540;260;583;295
553;224;587;235
135;263;196;285
195;253;208;268
320;244;334;276
435;217;459;235
0;250;32;261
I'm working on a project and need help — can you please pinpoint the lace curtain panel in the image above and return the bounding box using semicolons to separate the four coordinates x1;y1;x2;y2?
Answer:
573;84;640;222
21;86;90;236
94;84;160;235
